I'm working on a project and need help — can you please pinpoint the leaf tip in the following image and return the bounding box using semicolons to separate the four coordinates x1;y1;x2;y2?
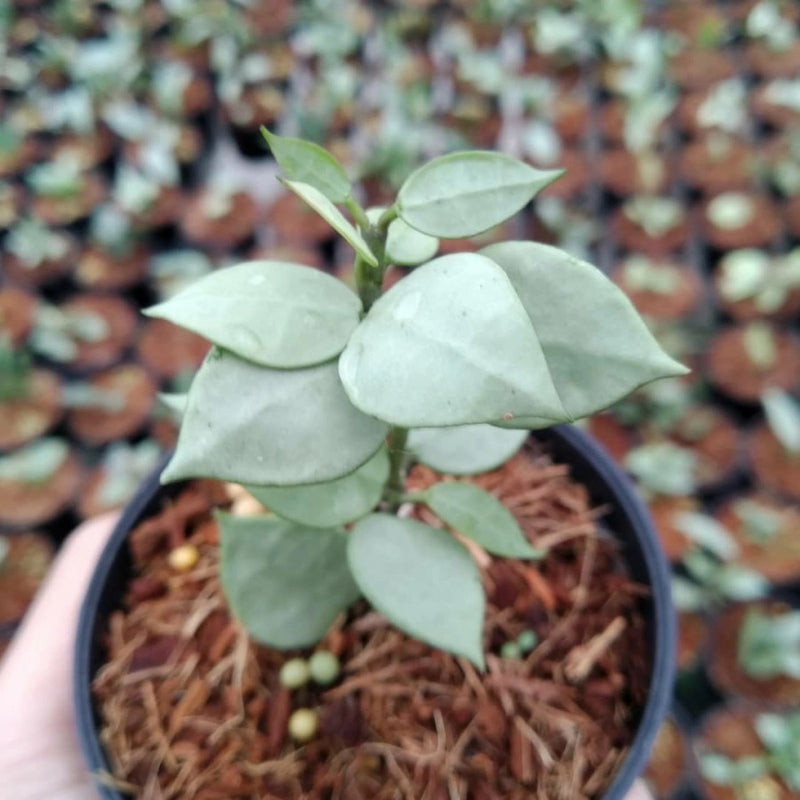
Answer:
159;455;189;485
468;648;486;672
542;167;567;186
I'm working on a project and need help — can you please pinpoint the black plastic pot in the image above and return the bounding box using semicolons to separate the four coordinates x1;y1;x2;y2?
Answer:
74;424;675;799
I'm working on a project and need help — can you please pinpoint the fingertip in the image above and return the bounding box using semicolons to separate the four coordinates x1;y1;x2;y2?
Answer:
625;780;654;800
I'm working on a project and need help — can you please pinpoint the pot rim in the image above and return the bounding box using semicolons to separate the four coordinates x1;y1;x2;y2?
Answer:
74;423;676;800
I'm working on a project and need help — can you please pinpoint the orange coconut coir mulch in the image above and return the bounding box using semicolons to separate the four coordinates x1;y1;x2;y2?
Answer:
92;447;651;800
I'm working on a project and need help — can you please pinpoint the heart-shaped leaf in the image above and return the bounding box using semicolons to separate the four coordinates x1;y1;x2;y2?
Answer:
481;242;689;428
424;482;543;559
365;207;439;266
162;350;388;485
281;179;378;266
145;260;361;368
262;128;351;203
397;151;563;238
246;447;389;528
348;513;485;668
408;424;528;475
339;253;565;427
219;513;360;649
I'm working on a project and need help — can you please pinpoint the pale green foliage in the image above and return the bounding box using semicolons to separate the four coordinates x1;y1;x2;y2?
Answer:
218;513;360;649
700;711;800;792
246;448;389;528
365;207;438;266
155;136;686;667
280;179;378;266
163;353;388;486
738;609;800;679
625;441;697;496
671;512;768;614
0;437;69;483
145;261;361;368
397;151;563;238
339;253;566;427
262;129;351;203
762;388;800;454
424;482;543;559
482;242;687;427
407;425;528;475
348;514;485;668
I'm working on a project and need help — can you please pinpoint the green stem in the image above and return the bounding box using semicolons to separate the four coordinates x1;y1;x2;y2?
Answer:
354;255;382;313
385;426;409;509
345;196;371;232
376;204;398;233
385;489;425;505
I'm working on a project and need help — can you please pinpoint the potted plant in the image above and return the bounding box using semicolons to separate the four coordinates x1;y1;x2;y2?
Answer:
749;389;800;499
0;341;62;452
696;706;800;800
0;436;85;529
75;134;685;798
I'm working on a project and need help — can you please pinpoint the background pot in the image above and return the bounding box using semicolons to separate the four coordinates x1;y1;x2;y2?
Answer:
73;424;676;800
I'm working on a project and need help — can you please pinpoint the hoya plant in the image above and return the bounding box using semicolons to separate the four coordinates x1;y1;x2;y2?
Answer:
700;711;800;794
147;132;686;668
670;512;769;613
762;388;800;455
738;608;800;680
0;341;30;403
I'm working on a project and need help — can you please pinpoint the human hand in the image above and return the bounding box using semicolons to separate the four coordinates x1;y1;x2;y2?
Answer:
0;514;117;800
0;514;654;800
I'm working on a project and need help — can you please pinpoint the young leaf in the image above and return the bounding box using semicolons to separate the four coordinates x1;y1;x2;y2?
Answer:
625;442;697;496
145;261;361;369
408;424;528;475
713;565;769;600
387;217;439;266
156;392;187;419
671;575;707;612
673;512;739;560
365;207;439;266
348;514;485;668
424;482;543;559
339;253;565;427
755;713;793;751
481;242;688;428
262;128;351;203
397;151;563;238
246;447;390;528
762;388;800;454
699;753;742;784
162;350;388;486
280;179;378;266
219;513;360;649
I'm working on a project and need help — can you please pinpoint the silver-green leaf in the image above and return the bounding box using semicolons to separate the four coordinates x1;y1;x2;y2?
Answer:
339;253;565;427
262;128;351;203
408;424;528;475
246;447;389;528
145;260;361;368
366;207;439;266
397;151;563;238
762;388;800;454
280;179;378;266
424;482;543;559
482;242;689;428
348;514;485;668
162;350;388;485
219;513;360;649
156;392;187;419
